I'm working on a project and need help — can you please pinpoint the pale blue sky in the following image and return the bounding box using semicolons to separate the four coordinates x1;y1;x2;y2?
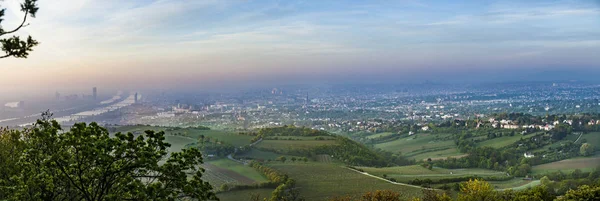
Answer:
2;0;599;92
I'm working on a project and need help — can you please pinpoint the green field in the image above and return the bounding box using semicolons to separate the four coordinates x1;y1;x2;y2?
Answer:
208;159;268;183
217;188;275;201
166;129;252;147
532;155;600;174
165;135;194;153
408;148;465;161
269;163;424;200
366;132;395;139
115;126;252;147
236;148;299;161
580;132;600;145
374;134;459;159
477;133;538;148
256;139;338;150
358;165;506;183
490;179;540;190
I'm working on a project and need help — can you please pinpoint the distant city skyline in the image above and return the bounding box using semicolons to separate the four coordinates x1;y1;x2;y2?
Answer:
1;0;599;92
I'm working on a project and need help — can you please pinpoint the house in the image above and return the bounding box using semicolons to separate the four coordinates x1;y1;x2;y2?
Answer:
492;123;499;128
524;152;535;158
502;124;520;129
542;125;555;131
422;126;430;131
408;131;415;136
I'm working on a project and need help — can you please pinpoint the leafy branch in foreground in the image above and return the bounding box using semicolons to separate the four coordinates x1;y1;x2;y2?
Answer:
0;0;39;59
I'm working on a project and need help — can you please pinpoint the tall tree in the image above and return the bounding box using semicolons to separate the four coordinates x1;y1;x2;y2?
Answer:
2;115;218;201
0;0;39;59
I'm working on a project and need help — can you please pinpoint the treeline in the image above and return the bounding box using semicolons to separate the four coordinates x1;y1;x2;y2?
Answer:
193;142;234;157
249;125;331;142
166;125;211;131
408;175;512;186
187;135;235;157
535;168;600;195
315;137;413;167
433;146;532;176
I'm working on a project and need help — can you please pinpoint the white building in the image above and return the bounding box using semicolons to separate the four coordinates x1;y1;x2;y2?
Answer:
524;153;535;158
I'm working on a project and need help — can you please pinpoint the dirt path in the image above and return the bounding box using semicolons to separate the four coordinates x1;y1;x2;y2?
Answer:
344;167;435;190
574;133;583;143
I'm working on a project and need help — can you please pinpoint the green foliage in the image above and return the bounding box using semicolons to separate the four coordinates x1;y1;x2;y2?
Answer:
457;179;497;201
249;161;289;184
0;0;39;59
557;185;600;201
551;123;572;141
269;179;302;201
0;128;26;198
581;143;595;156
0;116;217;201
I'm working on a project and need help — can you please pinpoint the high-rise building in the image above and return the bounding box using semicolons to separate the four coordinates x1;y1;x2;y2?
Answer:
134;92;138;103
93;87;97;100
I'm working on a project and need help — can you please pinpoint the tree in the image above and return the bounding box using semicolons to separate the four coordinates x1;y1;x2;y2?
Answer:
360;190;401;201
291;157;297;162
557;185;600;201
0;127;27;198
458;179;497;201
580;143;595;156
0;0;39;59
277;156;287;163
220;184;229;192
302;157;308;163
270;179;302;201
540;176;552;186
2;116;218;201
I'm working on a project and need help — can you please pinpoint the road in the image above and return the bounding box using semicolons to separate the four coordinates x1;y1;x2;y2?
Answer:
227;138;263;165
344;167;436;190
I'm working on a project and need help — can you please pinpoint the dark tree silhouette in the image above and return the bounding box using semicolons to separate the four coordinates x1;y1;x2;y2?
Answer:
0;0;39;59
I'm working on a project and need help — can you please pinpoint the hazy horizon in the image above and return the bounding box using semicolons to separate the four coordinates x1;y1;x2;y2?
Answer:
2;0;599;94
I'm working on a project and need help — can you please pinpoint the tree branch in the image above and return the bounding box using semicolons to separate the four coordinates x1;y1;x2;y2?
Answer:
0;10;28;36
0;54;9;59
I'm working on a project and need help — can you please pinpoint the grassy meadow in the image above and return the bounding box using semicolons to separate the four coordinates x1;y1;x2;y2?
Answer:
268;162;424;201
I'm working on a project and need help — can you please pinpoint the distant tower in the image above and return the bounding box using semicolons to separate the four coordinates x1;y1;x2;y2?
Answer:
134;92;138;103
55;91;60;100
92;87;97;100
305;93;309;106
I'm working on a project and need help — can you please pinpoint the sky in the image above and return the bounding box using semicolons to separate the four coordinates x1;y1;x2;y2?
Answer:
1;0;599;94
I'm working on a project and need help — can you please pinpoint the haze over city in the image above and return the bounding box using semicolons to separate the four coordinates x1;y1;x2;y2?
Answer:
1;0;599;96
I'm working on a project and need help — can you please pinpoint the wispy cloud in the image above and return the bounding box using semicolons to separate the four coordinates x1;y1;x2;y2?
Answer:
1;0;599;89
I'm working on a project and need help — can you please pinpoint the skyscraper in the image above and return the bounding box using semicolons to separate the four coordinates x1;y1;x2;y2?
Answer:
93;87;97;100
135;92;138;103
